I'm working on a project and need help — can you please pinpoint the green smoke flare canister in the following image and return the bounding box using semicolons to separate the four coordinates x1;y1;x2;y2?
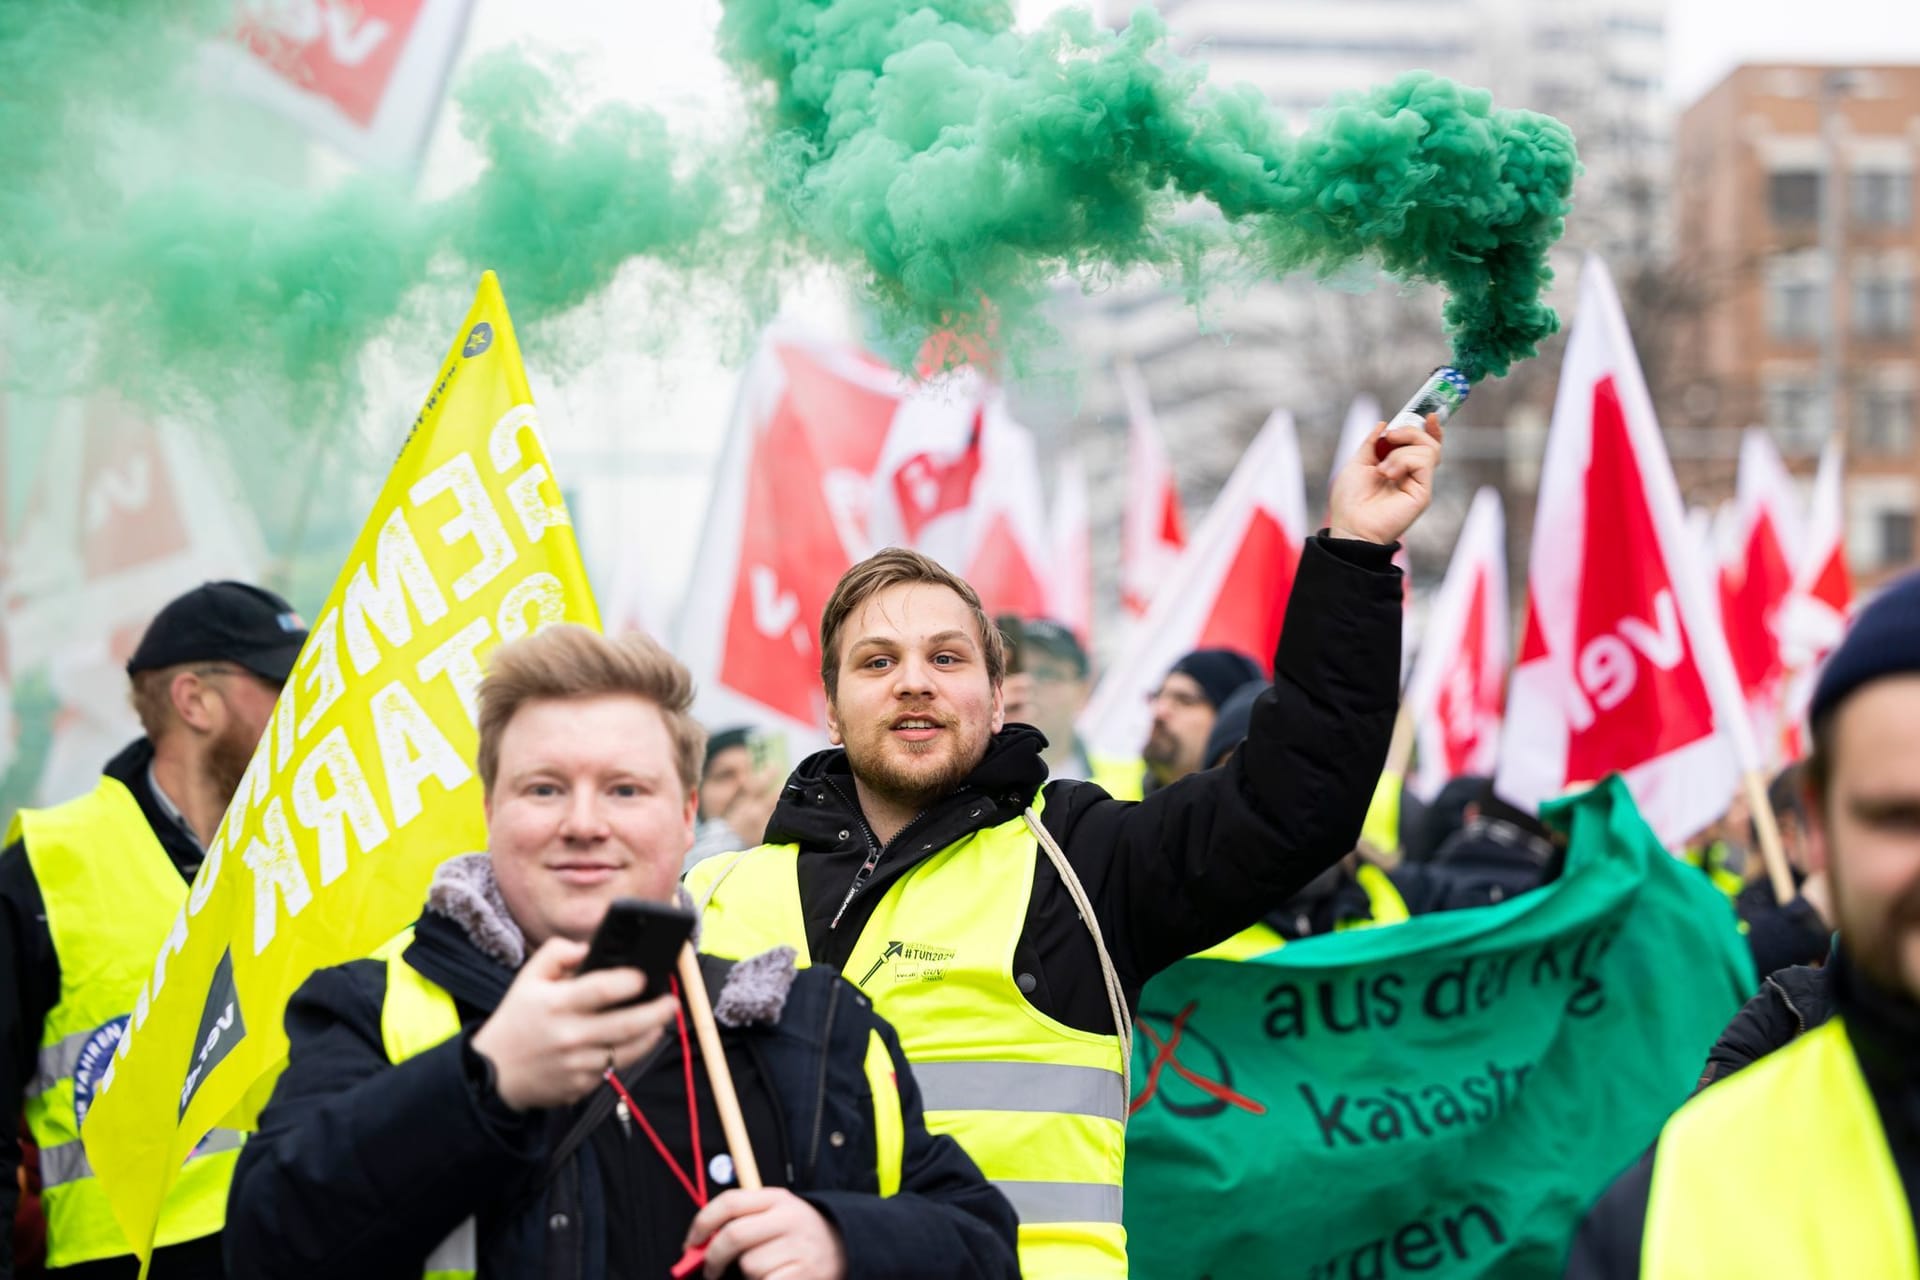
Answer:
1376;366;1470;459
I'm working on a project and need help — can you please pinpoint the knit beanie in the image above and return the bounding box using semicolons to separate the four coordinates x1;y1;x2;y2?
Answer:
1168;648;1266;711
1810;570;1920;729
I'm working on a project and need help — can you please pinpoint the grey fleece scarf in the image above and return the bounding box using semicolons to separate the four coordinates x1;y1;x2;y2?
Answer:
424;854;796;1029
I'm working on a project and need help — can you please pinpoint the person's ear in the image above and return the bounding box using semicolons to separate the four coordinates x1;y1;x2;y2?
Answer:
169;670;220;735
826;695;845;747
991;680;1006;734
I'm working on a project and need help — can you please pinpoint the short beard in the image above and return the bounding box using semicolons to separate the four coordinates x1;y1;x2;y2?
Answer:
205;723;258;812
1836;866;1920;998
1142;726;1177;769
849;740;981;817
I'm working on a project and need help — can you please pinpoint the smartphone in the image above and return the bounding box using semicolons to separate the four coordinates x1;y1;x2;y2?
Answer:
579;898;696;1002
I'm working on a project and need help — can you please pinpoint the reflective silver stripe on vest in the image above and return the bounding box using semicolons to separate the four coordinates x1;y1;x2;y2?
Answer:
913;1061;1127;1125
424;1217;477;1274
996;1180;1124;1225
28;1028;93;1098
38;1128;245;1189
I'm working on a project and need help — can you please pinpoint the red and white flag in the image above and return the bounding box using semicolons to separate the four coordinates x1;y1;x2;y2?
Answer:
1079;409;1307;757
1403;487;1507;801
1496;258;1759;846
1117;360;1186;616
1778;436;1853;752
3;396;269;803
214;0;475;171
1048;450;1093;644
1717;428;1805;760
675;332;917;736
959;401;1053;620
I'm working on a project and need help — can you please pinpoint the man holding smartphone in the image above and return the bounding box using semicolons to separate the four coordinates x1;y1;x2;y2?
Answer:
689;416;1442;1277
225;626;1017;1280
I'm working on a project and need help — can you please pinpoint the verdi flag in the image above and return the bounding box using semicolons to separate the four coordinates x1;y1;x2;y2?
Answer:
81;272;600;1258
1125;776;1752;1279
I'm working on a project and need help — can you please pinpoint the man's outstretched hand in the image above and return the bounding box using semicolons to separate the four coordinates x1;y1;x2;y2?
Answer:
1328;413;1445;546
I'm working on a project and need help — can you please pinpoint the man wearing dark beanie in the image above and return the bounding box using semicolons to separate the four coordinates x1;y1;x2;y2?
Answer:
1568;570;1920;1278
1;580;308;1278
1142;647;1265;793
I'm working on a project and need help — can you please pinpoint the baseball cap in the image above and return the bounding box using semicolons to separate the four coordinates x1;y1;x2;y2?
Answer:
1017;618;1089;678
126;581;310;684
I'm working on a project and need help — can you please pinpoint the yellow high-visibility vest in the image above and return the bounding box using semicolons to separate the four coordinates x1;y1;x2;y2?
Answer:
1189;862;1410;962
6;777;240;1267
371;927;908;1279
1642;1016;1919;1279
688;792;1128;1278
1087;753;1145;802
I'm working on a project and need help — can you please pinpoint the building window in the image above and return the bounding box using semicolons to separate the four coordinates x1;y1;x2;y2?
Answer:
1853;169;1914;228
1765;377;1827;452
1857;386;1915;457
1770;170;1822;226
1879;509;1915;567
1767;254;1826;342
1854;265;1913;340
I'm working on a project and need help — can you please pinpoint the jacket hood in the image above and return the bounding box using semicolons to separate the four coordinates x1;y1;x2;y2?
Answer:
768;723;1050;846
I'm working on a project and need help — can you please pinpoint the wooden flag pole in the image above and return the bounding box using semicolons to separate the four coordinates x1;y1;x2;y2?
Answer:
1383;703;1417;784
1742;768;1797;907
677;944;762;1190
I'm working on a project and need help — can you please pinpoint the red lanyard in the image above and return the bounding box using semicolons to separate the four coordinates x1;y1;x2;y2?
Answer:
602;978;708;1209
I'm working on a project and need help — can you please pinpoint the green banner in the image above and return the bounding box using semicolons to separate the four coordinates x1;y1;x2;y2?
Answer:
1125;777;1755;1279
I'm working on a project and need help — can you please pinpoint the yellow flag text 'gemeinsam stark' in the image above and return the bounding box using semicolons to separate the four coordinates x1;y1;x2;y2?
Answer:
80;272;601;1258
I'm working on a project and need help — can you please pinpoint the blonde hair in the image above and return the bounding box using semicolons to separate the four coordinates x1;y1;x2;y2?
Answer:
476;625;705;794
818;548;1004;701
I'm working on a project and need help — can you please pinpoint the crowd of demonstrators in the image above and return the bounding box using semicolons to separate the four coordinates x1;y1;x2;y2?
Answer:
689;415;1442;1276
226;625;1018;1280
23;396;1894;1280
1566;573;1920;1279
1;583;307;1278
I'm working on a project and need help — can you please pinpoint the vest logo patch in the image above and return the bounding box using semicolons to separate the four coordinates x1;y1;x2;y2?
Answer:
859;939;957;987
72;1016;129;1128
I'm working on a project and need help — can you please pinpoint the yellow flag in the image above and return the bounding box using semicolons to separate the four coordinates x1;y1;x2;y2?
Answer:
81;272;601;1257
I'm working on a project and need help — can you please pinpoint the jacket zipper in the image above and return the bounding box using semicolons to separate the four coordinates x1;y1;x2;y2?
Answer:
824;777;936;931
1771;976;1809;1035
806;979;842;1180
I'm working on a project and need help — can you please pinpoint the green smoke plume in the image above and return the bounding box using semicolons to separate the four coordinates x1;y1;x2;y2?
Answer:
0;3;729;419
3;0;1576;426
719;0;1579;380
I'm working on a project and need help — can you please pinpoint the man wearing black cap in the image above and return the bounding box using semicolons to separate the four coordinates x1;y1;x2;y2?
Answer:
0;581;307;1278
1567;570;1920;1278
1142;648;1265;794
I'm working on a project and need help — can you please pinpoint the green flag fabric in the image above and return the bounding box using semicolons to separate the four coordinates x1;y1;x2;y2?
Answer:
1124;776;1756;1279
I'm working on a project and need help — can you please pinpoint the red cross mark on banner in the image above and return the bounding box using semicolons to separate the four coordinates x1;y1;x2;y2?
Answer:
1131;1002;1267;1119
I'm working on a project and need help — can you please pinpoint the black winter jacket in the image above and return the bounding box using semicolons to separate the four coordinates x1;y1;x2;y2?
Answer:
1565;950;1917;1279
225;903;1017;1279
1695;957;1836;1090
748;533;1403;1033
